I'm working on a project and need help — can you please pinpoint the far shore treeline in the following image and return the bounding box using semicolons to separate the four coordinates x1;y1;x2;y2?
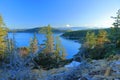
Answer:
61;28;110;43
9;26;67;33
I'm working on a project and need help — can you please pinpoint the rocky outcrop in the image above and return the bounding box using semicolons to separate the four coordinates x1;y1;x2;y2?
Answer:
2;55;119;80
45;59;120;80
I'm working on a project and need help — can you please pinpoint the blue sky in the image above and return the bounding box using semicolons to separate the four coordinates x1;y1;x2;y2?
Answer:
0;0;120;29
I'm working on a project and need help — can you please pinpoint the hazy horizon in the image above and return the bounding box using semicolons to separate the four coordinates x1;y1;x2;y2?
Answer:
9;25;108;30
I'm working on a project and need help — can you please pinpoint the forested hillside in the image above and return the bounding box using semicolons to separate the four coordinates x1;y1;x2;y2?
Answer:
61;28;110;42
9;27;67;33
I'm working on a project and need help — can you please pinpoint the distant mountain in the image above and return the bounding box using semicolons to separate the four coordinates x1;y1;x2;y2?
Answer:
9;27;67;33
56;26;98;31
9;26;101;33
66;27;90;31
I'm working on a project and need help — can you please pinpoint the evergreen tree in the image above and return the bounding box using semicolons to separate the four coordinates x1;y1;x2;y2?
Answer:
44;25;54;54
36;25;67;69
55;36;66;60
6;31;16;55
61;46;66;60
112;9;120;28
110;9;120;47
55;36;61;57
0;15;7;59
97;30;109;47
85;31;96;49
6;36;14;54
29;33;38;53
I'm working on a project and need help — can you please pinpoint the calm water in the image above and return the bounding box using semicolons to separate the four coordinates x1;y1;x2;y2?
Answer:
8;33;81;59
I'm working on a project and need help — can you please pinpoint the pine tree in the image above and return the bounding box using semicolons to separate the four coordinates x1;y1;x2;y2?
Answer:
0;15;7;59
6;31;16;55
44;25;54;54
85;31;96;49
97;30;109;46
110;9;120;47
55;36;61;57
112;9;120;28
55;36;66;60
6;36;14;54
29;33;38;53
61;46;66;60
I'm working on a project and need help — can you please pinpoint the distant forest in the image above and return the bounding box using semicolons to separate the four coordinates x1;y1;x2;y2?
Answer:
9;27;67;33
62;28;110;42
